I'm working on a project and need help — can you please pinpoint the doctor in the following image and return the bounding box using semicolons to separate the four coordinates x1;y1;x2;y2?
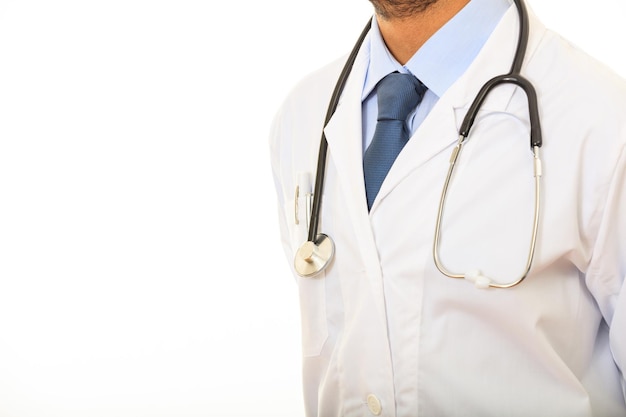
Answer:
269;0;626;415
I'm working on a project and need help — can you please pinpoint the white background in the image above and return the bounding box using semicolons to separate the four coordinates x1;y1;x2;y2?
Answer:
0;1;624;416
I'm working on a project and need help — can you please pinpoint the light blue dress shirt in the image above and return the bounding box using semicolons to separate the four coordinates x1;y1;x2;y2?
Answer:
362;0;511;154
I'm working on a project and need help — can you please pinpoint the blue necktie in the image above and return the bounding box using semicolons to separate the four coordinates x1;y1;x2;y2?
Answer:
363;72;427;210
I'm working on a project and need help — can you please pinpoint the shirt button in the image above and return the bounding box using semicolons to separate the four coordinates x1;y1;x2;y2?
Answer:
367;394;382;416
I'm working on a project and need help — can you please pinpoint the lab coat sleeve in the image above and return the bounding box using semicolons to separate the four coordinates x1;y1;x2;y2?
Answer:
612;276;626;399
586;144;626;398
268;106;297;277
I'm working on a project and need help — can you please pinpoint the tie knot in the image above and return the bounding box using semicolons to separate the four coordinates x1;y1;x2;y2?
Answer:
376;72;426;121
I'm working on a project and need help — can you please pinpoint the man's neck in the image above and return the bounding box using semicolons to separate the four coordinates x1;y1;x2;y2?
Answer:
375;0;471;65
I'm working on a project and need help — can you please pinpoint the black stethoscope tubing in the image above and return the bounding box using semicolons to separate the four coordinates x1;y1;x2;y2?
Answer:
461;0;541;148
307;19;372;242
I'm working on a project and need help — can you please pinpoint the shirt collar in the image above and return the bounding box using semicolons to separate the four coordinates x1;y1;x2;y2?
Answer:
362;0;511;101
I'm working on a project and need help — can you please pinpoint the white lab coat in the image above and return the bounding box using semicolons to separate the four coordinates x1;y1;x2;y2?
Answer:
270;5;626;417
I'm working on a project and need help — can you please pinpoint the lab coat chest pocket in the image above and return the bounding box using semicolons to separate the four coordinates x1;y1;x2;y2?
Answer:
283;183;329;357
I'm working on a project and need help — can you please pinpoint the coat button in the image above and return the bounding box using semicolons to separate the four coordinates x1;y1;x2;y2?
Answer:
367;394;382;416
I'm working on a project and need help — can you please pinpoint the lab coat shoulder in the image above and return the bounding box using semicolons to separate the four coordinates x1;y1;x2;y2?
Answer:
270;55;347;147
529;26;626;272
525;23;626;236
528;24;626;388
269;54;346;182
526;24;626;142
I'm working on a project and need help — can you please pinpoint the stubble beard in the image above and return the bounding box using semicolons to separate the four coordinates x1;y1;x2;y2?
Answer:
369;0;440;19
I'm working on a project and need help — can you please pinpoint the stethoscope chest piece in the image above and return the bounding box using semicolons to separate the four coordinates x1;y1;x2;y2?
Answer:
294;233;335;278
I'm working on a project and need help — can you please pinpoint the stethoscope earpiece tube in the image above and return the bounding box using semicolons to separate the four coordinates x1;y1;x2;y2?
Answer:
435;0;543;289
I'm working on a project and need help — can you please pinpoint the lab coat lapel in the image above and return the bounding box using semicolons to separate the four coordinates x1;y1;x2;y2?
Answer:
322;44;390;310
371;4;525;212
322;49;369;225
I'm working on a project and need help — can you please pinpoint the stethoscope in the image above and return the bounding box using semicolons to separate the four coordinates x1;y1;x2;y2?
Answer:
294;0;543;289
